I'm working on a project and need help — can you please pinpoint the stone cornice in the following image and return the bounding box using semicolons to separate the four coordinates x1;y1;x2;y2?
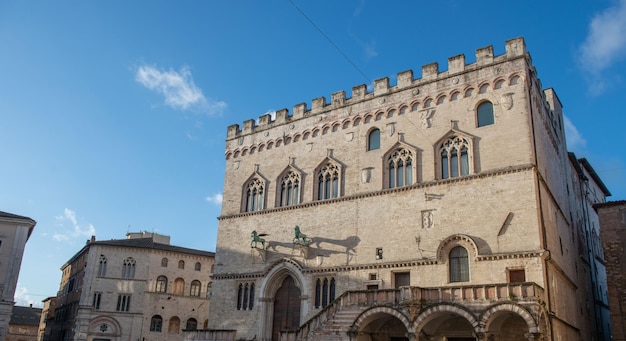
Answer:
212;250;544;280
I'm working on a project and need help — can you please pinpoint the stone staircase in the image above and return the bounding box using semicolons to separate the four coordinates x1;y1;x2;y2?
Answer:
280;283;545;341
306;304;366;340
279;289;401;341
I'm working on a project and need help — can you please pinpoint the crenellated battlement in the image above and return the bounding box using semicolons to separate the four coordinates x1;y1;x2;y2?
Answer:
226;37;527;140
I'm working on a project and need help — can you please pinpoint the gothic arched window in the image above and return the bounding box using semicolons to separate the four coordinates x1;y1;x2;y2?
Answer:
278;170;300;207
440;136;470;179
314;277;336;309
244;177;265;212
387;147;414;188
237;282;255;310
316;162;340;200
121;257;135;279
98;255;107;277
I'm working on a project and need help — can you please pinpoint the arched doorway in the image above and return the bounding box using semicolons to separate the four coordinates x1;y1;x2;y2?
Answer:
272;275;301;341
419;313;476;340
353;308;411;341
414;305;478;341
486;312;528;340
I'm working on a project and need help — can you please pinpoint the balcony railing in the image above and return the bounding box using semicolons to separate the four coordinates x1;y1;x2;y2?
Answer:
297;282;544;338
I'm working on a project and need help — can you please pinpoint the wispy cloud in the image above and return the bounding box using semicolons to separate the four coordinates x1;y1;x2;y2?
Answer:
206;193;223;205
578;0;626;94
347;1;378;61
255;110;277;125
54;208;96;242
353;0;365;16
564;115;587;153
135;64;227;115
363;40;378;59
15;283;41;308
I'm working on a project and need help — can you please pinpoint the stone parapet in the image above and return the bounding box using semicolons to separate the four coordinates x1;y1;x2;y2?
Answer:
225;37;528;141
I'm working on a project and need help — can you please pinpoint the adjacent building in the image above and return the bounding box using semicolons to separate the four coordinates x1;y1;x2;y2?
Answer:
38;297;57;341
7;305;42;341
0;211;36;339
206;37;611;340
44;232;214;341
596;201;626;341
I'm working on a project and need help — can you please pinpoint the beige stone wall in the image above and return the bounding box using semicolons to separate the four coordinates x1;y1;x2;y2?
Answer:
220;60;533;217
0;215;34;340
598;202;626;341
210;37;610;340
67;241;214;341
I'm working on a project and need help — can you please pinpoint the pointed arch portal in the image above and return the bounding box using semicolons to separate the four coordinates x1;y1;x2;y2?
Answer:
272;276;301;341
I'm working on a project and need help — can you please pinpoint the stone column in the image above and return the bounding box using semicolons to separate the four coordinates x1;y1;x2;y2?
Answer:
474;332;495;341
525;332;543;341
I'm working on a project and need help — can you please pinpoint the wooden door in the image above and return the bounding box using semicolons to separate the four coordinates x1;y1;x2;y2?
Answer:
272;276;301;341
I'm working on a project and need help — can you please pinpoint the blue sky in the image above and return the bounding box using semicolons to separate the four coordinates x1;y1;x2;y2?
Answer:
1;1;625;307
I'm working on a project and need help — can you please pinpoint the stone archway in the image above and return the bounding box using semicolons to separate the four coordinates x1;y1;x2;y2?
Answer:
258;259;308;341
480;303;540;340
87;316;122;341
352;307;411;341
413;304;479;341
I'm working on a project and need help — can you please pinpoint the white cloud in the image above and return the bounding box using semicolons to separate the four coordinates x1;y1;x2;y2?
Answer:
564;115;587;152
265;110;277;120
206;193;223;205
255;110;276;125
53;208;96;242
579;0;626;93
135;64;227;115
364;40;378;59
14;283;41;308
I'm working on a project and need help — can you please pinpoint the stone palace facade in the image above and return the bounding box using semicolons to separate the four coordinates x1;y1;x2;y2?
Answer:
204;37;611;341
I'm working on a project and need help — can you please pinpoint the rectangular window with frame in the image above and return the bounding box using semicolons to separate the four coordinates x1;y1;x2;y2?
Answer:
508;269;526;283
394;272;410;289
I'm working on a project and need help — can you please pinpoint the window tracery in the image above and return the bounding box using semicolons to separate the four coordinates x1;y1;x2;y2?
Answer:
440;135;471;179
121;257;135;279
98;255;107;277
244;177;265;212
316;161;341;200
278;170;300;207
387;147;414;188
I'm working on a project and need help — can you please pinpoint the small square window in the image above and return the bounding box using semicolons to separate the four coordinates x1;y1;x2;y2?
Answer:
508;269;525;283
